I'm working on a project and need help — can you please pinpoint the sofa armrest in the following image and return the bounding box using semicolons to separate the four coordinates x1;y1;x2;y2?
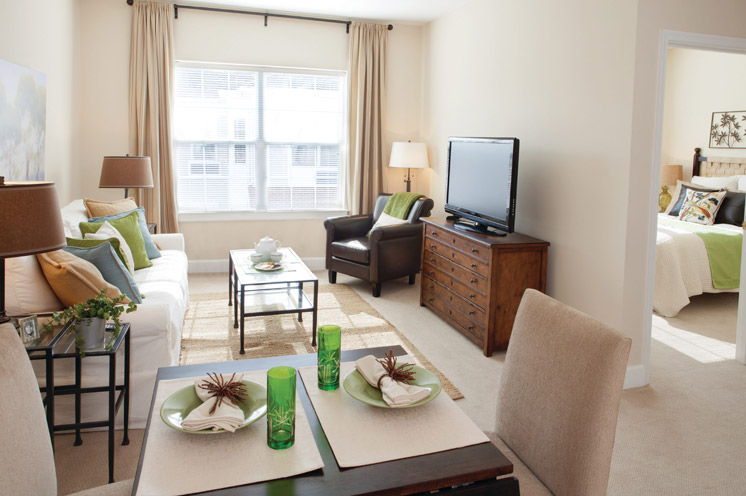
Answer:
152;233;185;252
324;214;373;240
369;222;423;241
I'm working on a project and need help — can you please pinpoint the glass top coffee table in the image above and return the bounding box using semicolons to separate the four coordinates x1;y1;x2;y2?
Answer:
229;247;319;354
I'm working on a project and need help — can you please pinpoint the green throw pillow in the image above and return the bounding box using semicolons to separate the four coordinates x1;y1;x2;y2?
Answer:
66;237;132;274
80;211;152;270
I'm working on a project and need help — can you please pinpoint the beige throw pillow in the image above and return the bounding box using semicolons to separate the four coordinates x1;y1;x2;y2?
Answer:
83;197;138;218
37;250;125;307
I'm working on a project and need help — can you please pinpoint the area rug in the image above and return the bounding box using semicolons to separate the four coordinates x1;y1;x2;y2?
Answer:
180;284;463;400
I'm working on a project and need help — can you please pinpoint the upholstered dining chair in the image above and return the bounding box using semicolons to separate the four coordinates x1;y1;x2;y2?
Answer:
0;323;133;495
490;289;631;496
324;193;434;297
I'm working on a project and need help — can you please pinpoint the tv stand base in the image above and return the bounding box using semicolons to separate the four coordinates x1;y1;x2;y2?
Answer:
453;220;507;236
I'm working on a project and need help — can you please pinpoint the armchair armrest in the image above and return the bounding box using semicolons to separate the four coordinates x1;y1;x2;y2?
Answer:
324;214;373;240
152;233;185;252
369;222;423;241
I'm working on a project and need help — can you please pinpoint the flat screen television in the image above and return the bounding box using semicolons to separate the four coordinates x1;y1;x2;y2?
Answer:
445;137;519;236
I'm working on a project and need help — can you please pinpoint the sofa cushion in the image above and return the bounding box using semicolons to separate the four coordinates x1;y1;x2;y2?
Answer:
84;221;135;274
80;211;152;270
61;199;89;238
4;255;62;315
89;206;162;260
63;243;143;303
331;237;370;264
83;197;138;217
37;250;124;307
66;237;131;274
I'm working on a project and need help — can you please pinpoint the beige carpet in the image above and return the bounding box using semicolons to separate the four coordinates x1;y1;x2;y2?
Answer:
180;284;463;400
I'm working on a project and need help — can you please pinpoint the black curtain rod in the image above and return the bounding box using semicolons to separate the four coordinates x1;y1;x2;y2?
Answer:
125;1;393;33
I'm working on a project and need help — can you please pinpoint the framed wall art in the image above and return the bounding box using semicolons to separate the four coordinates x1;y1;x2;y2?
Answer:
0;58;46;180
709;110;746;149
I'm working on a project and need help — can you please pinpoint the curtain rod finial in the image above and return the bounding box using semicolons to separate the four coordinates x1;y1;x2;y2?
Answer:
127;0;133;5
387;24;393;30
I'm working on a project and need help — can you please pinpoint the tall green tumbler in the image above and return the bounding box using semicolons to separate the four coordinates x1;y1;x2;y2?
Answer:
317;325;341;391
267;366;296;450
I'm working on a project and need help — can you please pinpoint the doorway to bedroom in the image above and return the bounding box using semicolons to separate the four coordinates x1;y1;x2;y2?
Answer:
651;45;745;369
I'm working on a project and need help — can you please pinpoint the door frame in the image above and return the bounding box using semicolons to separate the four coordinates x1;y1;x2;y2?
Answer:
644;30;746;378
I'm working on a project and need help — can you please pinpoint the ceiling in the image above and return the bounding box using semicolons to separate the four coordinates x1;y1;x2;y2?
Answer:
179;0;474;24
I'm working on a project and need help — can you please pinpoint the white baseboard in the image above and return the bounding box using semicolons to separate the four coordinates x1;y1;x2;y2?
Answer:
623;364;647;389
188;257;326;273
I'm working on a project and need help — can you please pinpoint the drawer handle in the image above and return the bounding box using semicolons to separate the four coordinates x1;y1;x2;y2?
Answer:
429;270;434;276
470;278;477;283
452;252;456;258
431;231;438;236
449;310;452;315
469;310;475;315
467;325;474;330
471;248;478;253
430;244;437;249
471;263;477;268
430;257;436;262
452;238;457;244
428;297;434;303
469;294;476;299
429;284;434;290
451;267;455;272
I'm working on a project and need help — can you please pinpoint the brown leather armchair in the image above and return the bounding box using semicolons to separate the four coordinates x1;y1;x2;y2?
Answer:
324;194;434;297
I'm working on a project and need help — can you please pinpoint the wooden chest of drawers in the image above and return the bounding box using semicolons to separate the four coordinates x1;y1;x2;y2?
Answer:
420;218;549;356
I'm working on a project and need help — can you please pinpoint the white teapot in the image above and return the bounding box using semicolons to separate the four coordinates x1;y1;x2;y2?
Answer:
254;236;281;261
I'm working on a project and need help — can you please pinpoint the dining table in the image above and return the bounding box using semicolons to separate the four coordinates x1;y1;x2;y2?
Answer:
132;345;519;495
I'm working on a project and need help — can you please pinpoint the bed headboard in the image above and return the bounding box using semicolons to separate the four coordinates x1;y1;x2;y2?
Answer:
692;147;746;177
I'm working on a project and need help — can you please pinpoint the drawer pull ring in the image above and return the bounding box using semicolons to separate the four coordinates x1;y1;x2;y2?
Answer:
430;244;436;249
430;258;435;262
471;248;478;253
431;231;438;236
469;294;476;298
467;325;474;330
429;284;434;290
471;263;477;268
470;278;476;283
429;270;434;276
469;311;475;315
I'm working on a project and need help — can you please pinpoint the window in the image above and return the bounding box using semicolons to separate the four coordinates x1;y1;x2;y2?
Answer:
173;63;346;214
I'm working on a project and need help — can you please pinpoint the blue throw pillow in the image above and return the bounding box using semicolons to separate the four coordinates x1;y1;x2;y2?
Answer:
63;243;143;303
88;206;162;260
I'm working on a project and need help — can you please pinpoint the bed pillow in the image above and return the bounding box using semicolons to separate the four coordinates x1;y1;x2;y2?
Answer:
679;190;727;225
714;190;746;227
88;206;161;260
83;221;135;274
667;180;719;216
691;175;739;191
66;237;131;274
36;250;125;307
80;211;152;270
83;197;138;218
63;243;142;303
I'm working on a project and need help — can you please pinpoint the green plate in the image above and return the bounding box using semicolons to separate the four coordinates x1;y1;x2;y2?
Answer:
160;380;267;434
342;365;441;408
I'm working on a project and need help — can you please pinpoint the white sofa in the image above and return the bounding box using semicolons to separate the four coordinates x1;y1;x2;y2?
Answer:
5;200;188;429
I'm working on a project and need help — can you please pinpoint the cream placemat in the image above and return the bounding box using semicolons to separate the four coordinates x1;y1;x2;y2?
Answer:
298;358;488;468
136;370;324;496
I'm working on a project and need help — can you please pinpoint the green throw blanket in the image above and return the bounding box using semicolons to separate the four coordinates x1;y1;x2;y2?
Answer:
383;192;424;219
658;216;742;289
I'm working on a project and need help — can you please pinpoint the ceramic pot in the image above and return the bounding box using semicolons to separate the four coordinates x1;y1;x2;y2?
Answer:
76;318;106;350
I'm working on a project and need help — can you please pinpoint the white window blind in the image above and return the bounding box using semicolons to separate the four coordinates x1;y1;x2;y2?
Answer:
173;63;346;213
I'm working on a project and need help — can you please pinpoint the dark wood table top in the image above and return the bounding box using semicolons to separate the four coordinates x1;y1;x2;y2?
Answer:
132;346;515;495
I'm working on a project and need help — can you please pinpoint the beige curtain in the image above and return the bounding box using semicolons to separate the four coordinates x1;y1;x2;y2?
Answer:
347;22;388;215
129;1;179;233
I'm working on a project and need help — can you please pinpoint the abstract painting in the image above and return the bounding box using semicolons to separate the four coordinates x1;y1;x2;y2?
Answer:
0;58;46;180
709;111;746;149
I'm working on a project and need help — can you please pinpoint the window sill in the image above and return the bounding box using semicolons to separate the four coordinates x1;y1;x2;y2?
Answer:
178;210;349;223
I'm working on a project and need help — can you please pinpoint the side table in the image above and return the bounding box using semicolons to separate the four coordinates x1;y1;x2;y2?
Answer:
27;322;131;483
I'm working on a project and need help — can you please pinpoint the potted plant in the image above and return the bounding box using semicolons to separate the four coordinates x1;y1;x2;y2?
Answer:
43;290;138;355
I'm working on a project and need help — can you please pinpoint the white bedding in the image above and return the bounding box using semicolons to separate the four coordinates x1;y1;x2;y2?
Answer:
654;214;741;317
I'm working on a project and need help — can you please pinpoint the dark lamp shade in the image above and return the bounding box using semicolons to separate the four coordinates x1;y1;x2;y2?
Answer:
0;182;66;258
99;156;154;188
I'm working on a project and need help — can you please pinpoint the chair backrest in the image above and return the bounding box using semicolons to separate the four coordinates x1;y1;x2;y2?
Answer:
496;289;631;496
0;323;57;495
372;194;434;223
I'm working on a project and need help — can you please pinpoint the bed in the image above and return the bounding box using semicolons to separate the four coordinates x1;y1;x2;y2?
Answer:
653;148;744;317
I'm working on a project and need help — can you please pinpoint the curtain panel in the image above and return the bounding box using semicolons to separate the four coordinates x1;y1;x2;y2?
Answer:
129;0;179;233
347;22;388;215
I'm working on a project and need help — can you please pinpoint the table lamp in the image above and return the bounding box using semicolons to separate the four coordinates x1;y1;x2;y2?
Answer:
659;164;683;212
0;178;66;323
389;142;428;193
99;155;154;198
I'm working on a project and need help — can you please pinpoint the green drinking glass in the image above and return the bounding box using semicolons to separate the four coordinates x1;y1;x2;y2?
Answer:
317;325;342;391
266;366;296;450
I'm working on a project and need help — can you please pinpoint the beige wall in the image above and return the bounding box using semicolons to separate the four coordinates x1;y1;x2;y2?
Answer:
0;0;78;203
623;0;746;373
662;48;746;178
75;1;423;262
421;0;638;355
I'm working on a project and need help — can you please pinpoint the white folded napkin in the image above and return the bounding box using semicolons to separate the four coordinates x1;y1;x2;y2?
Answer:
354;355;430;407
182;374;246;432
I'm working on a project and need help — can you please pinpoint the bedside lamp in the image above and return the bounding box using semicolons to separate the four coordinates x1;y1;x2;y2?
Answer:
0;178;66;323
99;155;154;199
659;164;683;212
389;142;428;193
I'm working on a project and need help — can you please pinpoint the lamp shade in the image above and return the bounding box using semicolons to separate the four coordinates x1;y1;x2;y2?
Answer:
99;156;154;188
0;181;66;258
389;142;429;169
660;164;683;186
